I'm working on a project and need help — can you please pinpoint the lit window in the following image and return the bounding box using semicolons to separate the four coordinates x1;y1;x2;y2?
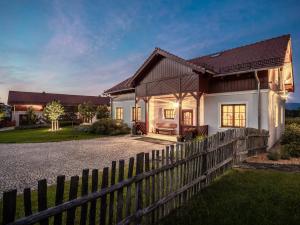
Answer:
164;109;175;119
132;107;141;121
115;107;123;120
221;104;246;128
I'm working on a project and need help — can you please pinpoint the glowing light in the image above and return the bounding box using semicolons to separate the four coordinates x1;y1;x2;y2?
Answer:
173;102;179;108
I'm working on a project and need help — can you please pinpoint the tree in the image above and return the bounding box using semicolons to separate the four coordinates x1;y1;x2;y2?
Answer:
26;106;38;125
96;105;110;119
78;102;96;123
0;105;4;121
43;100;64;131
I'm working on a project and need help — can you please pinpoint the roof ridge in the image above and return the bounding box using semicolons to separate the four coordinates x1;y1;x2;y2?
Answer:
9;90;104;98
189;34;290;61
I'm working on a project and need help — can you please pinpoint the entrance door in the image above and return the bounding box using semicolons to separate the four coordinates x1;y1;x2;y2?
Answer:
182;109;193;126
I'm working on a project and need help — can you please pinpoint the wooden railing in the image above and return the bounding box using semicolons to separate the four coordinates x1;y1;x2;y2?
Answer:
181;125;208;136
135;121;147;134
1;128;269;225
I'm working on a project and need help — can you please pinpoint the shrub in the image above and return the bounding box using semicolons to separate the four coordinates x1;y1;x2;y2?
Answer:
280;146;291;160
285;117;300;126
281;123;300;158
89;118;130;135
267;151;280;161
75;124;91;133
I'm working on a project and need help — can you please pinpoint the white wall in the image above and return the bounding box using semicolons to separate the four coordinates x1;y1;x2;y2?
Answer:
204;89;284;149
12;111;44;126
111;92;148;128
268;90;285;148
204;90;268;131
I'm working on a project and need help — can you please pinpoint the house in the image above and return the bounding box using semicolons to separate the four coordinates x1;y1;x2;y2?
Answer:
7;91;110;126
104;34;294;148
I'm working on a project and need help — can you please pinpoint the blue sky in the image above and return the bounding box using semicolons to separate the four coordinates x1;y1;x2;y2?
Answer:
0;0;299;103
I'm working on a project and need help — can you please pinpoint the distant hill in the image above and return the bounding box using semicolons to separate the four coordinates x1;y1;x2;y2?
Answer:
286;103;300;110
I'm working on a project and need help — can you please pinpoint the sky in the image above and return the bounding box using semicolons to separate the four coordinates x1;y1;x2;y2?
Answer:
0;0;299;103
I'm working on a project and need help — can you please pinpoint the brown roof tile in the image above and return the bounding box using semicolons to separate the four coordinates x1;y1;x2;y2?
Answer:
104;76;134;94
8;91;110;106
105;34;291;93
188;34;290;74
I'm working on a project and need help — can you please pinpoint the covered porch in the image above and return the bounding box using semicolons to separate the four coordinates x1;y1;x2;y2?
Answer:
131;47;211;138
135;92;208;137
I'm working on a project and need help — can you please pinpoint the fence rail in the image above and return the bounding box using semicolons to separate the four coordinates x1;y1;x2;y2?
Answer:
2;128;269;225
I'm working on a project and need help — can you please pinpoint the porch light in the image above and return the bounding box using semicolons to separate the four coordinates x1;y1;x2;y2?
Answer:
173;102;179;108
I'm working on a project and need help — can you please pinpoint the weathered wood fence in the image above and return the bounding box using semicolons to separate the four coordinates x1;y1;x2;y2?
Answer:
1;128;269;225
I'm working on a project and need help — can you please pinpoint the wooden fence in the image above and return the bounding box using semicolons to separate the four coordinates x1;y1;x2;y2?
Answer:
1;128;269;225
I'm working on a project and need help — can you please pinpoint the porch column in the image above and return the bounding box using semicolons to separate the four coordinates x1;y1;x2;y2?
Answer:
143;97;150;135
179;94;182;135
191;92;203;134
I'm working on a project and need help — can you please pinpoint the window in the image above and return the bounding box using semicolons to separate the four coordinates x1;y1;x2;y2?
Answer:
221;104;246;128
115;107;123;120
182;110;193;125
132;107;141;121
164;109;175;119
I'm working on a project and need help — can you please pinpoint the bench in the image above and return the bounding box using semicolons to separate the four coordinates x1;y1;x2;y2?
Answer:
155;123;177;135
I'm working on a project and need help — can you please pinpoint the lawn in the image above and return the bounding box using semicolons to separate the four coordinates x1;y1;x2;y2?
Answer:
1;169;299;225
160;169;300;225
0;126;101;143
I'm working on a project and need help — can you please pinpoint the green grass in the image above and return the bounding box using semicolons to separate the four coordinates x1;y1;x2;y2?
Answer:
0;126;101;143
160;169;300;225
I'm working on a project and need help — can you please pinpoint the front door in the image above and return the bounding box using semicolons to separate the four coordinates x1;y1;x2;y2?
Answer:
182;109;193;126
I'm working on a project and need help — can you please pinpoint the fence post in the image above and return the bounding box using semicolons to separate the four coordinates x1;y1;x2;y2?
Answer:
100;167;109;225
116;160;125;223
38;179;49;225
135;152;144;225
54;175;65;225
2;189;17;225
108;161;116;225
80;169;89;225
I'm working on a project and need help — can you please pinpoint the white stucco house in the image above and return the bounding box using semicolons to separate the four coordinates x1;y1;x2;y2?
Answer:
104;34;295;148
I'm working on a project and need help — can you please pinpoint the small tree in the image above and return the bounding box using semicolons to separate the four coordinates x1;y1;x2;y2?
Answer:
43;100;64;131
78;102;96;123
26;106;38;125
0;105;4;121
96;105;110;119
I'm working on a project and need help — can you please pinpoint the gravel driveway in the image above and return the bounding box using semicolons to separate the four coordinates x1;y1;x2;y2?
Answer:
0;135;167;195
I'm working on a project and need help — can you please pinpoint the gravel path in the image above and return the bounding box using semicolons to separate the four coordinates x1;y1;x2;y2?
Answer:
0;136;167;196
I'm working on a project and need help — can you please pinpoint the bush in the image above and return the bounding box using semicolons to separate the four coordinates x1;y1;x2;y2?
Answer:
267;151;280;161
89;118;130;135
59;120;81;127
285;117;300;125
280;146;291;160
281;123;300;158
75;124;91;133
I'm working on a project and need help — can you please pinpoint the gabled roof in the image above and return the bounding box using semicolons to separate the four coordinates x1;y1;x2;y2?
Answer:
104;47;213;94
130;48;213;85
8;91;110;106
189;34;291;74
105;34;291;94
104;76;134;94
